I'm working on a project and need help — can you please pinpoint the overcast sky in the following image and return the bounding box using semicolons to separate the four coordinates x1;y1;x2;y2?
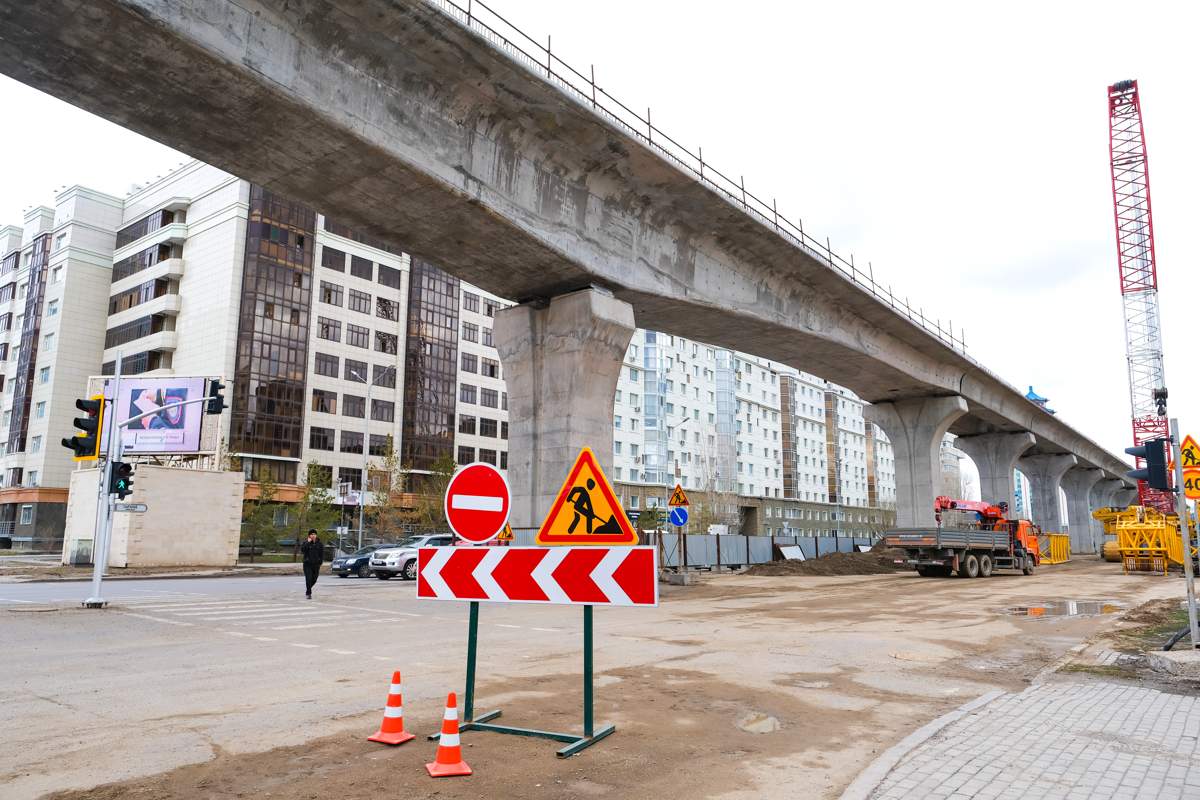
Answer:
0;0;1195;465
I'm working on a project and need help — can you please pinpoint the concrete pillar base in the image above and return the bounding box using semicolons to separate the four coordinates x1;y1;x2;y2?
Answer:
955;432;1035;511
1019;454;1077;532
1062;467;1104;555
865;396;968;528
494;287;635;528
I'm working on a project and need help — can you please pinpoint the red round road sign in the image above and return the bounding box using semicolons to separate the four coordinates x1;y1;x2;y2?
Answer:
443;462;511;544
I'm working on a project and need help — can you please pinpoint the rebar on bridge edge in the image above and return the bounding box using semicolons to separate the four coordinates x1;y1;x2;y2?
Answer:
424;0;971;358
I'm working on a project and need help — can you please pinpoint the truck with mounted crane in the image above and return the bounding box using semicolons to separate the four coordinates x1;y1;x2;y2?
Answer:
883;497;1042;578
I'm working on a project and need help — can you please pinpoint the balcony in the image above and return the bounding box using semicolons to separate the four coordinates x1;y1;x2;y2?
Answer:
103;330;177;363
111;222;188;262
107;292;181;328
109;257;184;296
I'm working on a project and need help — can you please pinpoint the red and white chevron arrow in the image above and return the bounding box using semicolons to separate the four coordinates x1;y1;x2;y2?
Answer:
416;546;658;607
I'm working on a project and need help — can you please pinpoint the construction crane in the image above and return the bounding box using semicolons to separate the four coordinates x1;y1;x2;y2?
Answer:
1106;80;1174;514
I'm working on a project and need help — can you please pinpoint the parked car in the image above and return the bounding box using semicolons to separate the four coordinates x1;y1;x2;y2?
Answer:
330;544;387;578
370;534;455;580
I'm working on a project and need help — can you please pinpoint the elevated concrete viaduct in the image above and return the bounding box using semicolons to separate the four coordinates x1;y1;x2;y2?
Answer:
0;0;1134;528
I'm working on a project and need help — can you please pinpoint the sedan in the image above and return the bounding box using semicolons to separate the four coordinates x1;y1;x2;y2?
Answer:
331;545;386;578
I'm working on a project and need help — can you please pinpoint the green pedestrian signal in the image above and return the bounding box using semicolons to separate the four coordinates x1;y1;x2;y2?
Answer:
109;461;135;500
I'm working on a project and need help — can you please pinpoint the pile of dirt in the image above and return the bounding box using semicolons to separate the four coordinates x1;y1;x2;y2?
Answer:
745;547;907;577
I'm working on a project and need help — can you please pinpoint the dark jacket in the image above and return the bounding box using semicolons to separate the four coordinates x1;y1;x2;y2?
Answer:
300;538;324;565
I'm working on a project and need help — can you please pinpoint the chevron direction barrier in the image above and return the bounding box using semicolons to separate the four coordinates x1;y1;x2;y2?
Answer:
416;546;658;607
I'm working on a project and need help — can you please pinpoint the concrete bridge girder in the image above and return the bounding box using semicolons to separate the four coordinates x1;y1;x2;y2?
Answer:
0;0;1134;486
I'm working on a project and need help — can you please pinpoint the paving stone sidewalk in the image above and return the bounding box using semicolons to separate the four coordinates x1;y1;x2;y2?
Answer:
869;681;1200;800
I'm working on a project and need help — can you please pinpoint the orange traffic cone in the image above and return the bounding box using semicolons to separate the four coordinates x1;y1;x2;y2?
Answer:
368;671;415;745
425;692;472;777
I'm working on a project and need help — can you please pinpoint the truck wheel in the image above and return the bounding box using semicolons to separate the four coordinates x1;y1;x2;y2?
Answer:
979;554;993;577
916;566;932;577
1022;557;1034;576
959;554;980;578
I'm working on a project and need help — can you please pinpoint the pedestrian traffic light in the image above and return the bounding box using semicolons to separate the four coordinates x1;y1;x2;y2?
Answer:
61;395;105;461
109;461;134;499
205;379;227;415
1125;437;1171;491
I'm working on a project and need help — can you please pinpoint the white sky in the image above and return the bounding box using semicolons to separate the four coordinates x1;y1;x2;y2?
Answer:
0;0;1195;464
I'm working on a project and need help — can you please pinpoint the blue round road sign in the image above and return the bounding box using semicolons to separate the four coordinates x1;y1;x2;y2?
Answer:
668;506;688;527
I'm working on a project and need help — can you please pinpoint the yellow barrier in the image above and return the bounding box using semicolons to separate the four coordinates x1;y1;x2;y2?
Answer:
1091;505;1185;575
1038;533;1071;565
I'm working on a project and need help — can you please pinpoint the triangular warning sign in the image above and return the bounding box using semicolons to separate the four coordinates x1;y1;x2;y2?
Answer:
536;447;637;545
1181;435;1200;471
668;484;689;507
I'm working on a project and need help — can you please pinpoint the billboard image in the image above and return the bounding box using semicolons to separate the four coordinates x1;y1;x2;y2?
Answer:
113;377;206;454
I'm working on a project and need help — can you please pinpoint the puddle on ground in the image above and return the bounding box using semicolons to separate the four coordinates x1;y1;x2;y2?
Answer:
1005;600;1124;618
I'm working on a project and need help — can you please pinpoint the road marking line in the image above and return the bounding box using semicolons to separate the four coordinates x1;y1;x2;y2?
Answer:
172;606;293;616
328;649;357;655
450;494;504;512
117;611;194;626
253;637;278;642
0;598;35;604
235;611;349;625
291;643;320;648
227;631;254;637
532;627;560;632
496;624;522;629
201;610;348;622
270;622;347;631
372;656;391;661
316;602;424;617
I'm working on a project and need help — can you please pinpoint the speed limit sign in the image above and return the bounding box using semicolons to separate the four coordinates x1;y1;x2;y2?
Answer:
1184;469;1200;501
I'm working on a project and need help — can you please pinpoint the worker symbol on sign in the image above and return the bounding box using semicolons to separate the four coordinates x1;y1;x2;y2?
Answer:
568;479;598;533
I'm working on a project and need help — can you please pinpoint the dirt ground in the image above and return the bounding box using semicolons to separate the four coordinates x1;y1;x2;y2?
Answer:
746;547;906;576
19;559;1187;800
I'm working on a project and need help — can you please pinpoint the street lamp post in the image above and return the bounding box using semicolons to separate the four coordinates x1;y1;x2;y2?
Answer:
667;418;693;573
349;364;397;551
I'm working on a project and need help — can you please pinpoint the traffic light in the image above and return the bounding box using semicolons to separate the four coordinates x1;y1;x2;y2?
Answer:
1125;437;1171;491
109;461;134;499
61;395;105;461
206;379;227;415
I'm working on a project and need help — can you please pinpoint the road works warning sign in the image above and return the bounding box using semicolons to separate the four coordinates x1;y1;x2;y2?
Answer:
668;484;689;507
536;447;637;545
1180;435;1200;471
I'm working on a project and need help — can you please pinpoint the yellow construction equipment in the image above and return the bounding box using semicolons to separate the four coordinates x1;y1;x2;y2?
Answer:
1038;533;1071;565
1091;505;1197;575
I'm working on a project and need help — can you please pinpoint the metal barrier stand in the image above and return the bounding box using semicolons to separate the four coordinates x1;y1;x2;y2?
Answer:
431;601;615;757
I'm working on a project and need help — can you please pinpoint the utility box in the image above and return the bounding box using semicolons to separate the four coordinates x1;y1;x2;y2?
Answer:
61;466;244;567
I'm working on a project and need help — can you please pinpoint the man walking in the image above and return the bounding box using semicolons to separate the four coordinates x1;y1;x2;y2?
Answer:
300;529;323;599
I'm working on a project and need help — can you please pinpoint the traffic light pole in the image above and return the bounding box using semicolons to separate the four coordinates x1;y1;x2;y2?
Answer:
84;353;122;608
1169;418;1200;649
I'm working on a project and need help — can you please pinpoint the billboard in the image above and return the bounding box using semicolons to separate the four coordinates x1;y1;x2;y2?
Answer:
108;377;206;454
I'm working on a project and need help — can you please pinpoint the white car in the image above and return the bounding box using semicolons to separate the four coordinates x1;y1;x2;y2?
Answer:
370;534;454;580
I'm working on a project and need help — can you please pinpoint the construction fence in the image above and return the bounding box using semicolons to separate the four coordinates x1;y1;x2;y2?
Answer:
509;528;881;569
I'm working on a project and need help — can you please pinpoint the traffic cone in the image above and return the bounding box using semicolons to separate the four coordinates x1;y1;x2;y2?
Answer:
367;671;415;745
425;691;472;777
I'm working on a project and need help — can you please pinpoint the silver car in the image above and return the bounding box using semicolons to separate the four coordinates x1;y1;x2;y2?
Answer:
369;534;454;580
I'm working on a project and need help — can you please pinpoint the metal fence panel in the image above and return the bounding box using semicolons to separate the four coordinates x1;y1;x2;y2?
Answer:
836;537;853;554
816;536;836;556
719;535;748;566
659;533;679;568
748;536;773;564
686;535;717;567
797;537;817;560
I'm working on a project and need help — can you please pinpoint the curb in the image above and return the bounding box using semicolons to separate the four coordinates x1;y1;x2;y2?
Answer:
838;689;1006;800
6;568;303;584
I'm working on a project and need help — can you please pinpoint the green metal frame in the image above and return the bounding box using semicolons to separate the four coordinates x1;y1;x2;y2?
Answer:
430;602;615;757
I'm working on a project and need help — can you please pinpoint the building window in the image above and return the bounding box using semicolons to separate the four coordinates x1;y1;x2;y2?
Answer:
39;367;49;384
52;267;62;283
344;358;367;383
319;281;342;306
34;401;45;419
377;263;401;290
309;426;334;451
343;394;366;418
479;448;497;465
19;505;32;525
27;471;38;487
480;388;498;408
480;417;498;437
460;383;476;404
349;288;371;314
312;390;337;414
29;436;41;453
369;434;391;456
375;331;398;354
314;352;339;378
462;322;478;343
457;446;475;466
317;316;341;342
482;327;493;347
340;430;364;454
337;466;362;491
42;333;54;351
501;421;508;439
458;414;476;435
461;352;477;373
321;246;346;272
481;358;499;378
350;256;373;281
371;399;395;422
307;463;333;488
346;323;369;348
500;451;508;469
0;314;10;331
373;364;396;388
463;292;479;313
376;297;398;321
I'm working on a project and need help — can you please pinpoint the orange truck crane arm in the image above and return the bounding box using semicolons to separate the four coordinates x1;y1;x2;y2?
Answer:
933;496;1008;520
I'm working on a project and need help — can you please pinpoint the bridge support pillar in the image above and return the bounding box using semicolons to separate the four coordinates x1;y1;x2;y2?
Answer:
954;432;1035;511
494;287;635;528
1018;454;1077;532
1062;468;1104;555
1090;478;1126;555
865;396;968;528
1112;487;1138;509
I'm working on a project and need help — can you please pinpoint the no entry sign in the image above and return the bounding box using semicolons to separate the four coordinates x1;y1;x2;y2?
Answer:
417;546;658;606
444;462;511;544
